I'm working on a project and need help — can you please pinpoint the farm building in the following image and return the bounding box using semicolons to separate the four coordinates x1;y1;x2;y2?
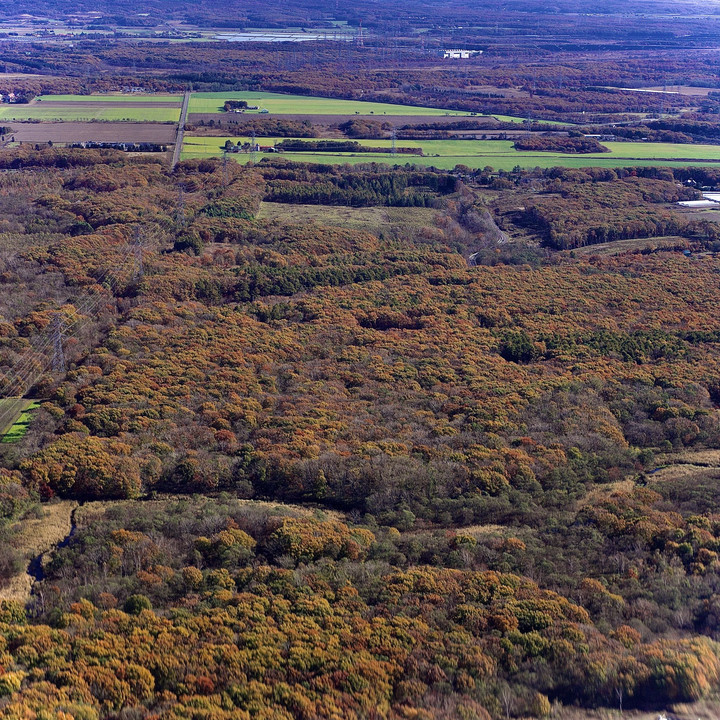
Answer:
442;49;481;59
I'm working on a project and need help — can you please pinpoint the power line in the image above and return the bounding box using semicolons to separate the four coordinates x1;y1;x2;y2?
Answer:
133;225;144;281
0;236;139;431
176;185;186;230
0;223;141;404
51;313;66;374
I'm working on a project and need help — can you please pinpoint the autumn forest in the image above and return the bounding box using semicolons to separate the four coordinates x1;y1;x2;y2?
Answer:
3;0;720;719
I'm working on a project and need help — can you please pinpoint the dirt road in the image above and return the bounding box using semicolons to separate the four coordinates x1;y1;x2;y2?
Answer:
171;91;191;169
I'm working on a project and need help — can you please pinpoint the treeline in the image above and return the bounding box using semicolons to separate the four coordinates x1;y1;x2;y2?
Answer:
513;135;609;154
581;124;694;144
275;139;422;154
68;141;169;152
192;116;318;137
260;162;457;206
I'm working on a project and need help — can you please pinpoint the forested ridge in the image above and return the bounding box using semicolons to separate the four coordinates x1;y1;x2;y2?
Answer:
3;148;720;718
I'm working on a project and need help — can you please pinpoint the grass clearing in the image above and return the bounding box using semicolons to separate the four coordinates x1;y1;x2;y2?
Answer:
646;463;720;484
258;202;438;235
188;91;492;117
668;449;720;466
0;399;39;443
182;135;720;170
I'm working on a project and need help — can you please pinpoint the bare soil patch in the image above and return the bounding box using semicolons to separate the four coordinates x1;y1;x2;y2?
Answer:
6;121;177;144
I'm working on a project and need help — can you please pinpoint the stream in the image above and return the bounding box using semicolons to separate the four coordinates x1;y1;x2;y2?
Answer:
27;505;78;584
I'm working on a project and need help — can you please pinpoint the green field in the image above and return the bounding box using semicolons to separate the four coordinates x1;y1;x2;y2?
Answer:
600;141;720;160
182;135;720;170
37;94;183;103
0;106;181;122
0;399;39;444
188;91;493;117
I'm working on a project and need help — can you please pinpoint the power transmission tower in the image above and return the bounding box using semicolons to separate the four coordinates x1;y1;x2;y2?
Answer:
222;150;229;187
391;126;397;155
133;225;144;281
251;130;257;163
51;313;66;374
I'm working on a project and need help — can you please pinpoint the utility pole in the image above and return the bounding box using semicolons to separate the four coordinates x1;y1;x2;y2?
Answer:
51;313;66;374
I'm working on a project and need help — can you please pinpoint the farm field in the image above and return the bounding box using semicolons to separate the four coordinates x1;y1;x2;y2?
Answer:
600;141;720;160
5;121;178;144
36;94;183;103
0;104;181;122
182;135;720;169
187;90;492;117
0;399;39;444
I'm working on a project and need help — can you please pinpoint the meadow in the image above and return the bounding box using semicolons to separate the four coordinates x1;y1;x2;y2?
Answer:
181;135;720;170
0;400;39;444
257;202;438;236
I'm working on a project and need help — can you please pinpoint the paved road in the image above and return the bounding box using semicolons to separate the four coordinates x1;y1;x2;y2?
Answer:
171;91;191;170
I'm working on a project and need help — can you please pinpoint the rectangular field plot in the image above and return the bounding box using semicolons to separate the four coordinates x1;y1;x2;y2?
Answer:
37;94;183;103
7;122;178;145
182;135;720;170
188;91;480;117
0;104;181;123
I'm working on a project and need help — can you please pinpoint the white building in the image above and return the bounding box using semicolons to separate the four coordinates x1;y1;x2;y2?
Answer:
442;49;481;59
